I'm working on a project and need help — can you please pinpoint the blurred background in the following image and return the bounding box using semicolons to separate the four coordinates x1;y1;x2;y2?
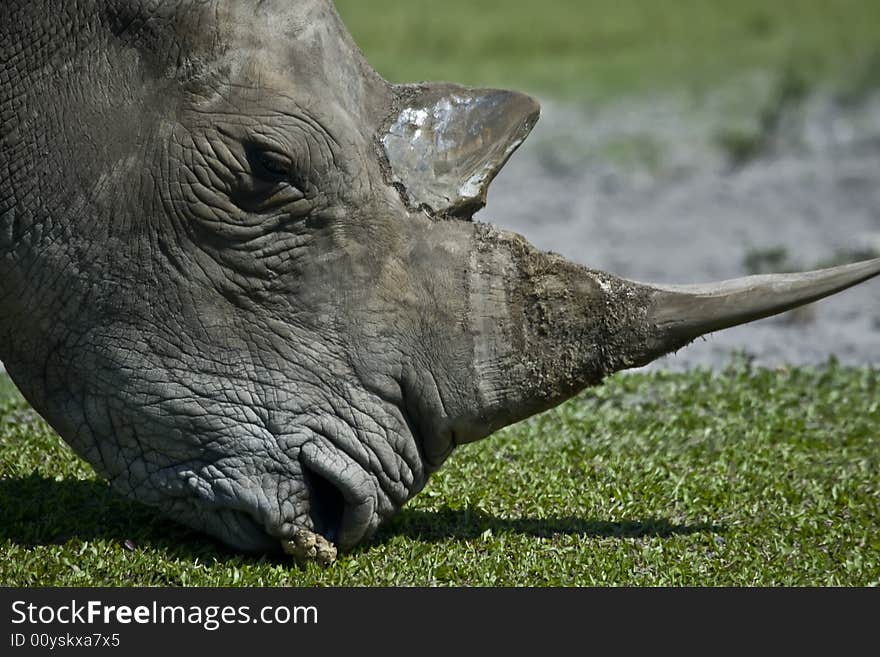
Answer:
337;0;880;370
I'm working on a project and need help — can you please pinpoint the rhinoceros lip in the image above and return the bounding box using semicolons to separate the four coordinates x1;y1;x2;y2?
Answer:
297;442;376;551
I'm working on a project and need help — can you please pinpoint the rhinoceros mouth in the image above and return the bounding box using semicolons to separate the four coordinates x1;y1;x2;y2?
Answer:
178;450;377;555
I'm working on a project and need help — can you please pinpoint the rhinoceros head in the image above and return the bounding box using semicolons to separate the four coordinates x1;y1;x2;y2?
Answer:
1;0;878;562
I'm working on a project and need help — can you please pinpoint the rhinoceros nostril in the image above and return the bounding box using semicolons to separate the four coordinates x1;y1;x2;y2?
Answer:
297;442;379;550
301;462;346;544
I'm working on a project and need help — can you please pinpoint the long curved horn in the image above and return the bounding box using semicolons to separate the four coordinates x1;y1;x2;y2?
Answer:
642;258;880;356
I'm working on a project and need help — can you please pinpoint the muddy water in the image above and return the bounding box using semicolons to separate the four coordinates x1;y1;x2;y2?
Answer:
485;85;880;370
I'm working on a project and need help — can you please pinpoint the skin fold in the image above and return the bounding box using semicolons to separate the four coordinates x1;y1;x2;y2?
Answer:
1;0;878;563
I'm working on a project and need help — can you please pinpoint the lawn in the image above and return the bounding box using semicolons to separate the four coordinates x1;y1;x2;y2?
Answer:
335;0;880;99
2;359;878;586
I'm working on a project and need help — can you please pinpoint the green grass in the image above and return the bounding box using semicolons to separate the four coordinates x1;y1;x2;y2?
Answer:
335;0;880;99
2;359;878;586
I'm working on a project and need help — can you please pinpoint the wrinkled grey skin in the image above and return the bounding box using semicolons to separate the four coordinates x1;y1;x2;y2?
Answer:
1;0;878;563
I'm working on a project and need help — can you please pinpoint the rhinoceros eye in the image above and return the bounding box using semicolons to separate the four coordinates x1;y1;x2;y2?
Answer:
249;147;292;183
231;140;310;213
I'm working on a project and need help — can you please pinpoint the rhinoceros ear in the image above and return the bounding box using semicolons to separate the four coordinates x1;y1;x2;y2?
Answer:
382;85;541;218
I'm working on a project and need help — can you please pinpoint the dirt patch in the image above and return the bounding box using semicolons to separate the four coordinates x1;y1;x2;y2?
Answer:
484;80;880;370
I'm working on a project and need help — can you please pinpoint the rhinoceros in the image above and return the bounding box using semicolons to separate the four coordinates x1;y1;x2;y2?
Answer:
1;0;878;565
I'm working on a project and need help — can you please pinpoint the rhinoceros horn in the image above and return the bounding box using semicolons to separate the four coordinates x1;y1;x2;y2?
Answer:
644;260;880;356
382;84;541;217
